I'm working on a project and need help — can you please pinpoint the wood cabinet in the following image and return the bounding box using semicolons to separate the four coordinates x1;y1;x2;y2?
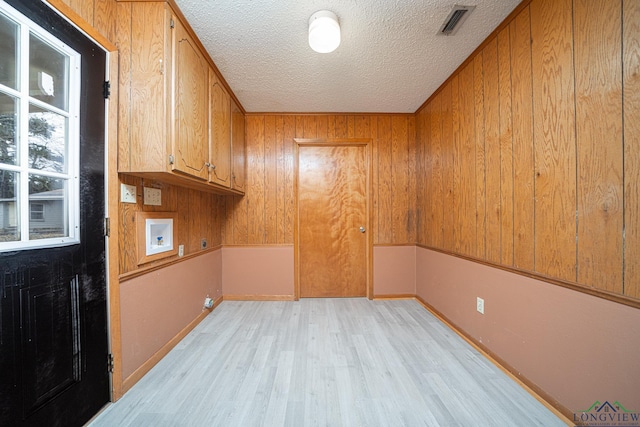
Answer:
209;70;232;187
173;16;209;180
116;1;244;195
231;99;246;192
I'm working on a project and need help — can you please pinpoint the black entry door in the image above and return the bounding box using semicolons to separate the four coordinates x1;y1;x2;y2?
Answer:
0;1;109;425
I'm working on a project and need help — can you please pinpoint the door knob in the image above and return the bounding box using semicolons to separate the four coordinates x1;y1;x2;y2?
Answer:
359;226;366;233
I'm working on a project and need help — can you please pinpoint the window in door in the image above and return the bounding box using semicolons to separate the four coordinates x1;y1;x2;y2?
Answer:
0;2;80;251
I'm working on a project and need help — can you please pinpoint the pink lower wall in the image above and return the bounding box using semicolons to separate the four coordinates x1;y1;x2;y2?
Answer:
119;249;222;378
222;246;294;297
416;246;640;414
373;245;416;296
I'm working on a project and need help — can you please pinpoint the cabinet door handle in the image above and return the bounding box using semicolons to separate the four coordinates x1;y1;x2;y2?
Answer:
359;226;366;233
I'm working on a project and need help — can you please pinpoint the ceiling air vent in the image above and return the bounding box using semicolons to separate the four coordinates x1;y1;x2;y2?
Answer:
438;5;476;36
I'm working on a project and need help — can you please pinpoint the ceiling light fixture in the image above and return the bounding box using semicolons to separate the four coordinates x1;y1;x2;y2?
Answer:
308;10;340;53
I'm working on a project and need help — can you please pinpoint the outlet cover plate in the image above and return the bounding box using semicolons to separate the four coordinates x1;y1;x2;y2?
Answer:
476;297;485;314
121;183;137;203
144;187;162;206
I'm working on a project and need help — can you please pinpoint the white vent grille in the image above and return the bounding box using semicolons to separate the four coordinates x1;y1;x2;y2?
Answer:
439;5;476;36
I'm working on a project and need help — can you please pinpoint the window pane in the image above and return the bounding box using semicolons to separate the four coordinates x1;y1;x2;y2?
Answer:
0;13;18;90
29;175;66;240
0;170;20;242
29;33;68;111
29;104;67;173
0;93;18;166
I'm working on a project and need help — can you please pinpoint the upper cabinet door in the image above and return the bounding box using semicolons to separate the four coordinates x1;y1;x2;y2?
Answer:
231;99;246;192
171;16;209;180
209;69;232;187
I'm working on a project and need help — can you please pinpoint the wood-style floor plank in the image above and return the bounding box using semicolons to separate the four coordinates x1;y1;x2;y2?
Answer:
89;299;564;427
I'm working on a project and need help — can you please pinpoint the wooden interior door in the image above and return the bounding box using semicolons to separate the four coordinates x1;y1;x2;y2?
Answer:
298;143;369;297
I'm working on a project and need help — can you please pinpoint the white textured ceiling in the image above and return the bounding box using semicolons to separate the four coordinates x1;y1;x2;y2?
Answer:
174;0;521;113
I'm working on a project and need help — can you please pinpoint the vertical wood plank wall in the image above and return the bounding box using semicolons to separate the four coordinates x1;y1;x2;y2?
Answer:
118;175;226;274
416;0;640;300
57;0;640;302
224;115;416;246
57;0;117;42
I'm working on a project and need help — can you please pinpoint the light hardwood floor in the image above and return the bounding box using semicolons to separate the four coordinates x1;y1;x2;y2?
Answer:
90;299;566;426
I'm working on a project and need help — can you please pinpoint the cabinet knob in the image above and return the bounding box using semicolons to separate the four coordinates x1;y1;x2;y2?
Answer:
359;226;366;233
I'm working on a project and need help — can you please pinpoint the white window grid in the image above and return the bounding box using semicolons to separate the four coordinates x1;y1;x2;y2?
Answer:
0;1;81;252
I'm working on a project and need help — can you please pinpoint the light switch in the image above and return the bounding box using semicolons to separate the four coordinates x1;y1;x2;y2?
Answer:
144;187;162;206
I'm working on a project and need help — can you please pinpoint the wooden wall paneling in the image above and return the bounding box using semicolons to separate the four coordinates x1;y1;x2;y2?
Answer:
347;116;356;138
327;115;337;139
94;0;116;42
377;116;393;243
275;116;287;243
115;2;131;172
264;116;278;244
303;115;317;138
391;116;410;243
474;53;487;259
624;0;640;298
441;82;455;251
295;115;305;139
371;116;380;244
221;196;230;244
355;116;370;138
190;189;203;252
212;194;224;246
444;77;463;253
335;115;348;138
247;116;266;244
415;110;425;244
206;194;216;247
234;195;249;245
119;174;138;273
284;115;296;243
117;175;225;273
510;6;535;272
422;106;432;247
430;94;444;248
574;0;624;292
407;116;417;244
483;38;502;265
61;0;94;25
531;0;577;282
498;27;515;266
316;115;329;139
216;195;225;245
459;63;477;257
172;186;188;253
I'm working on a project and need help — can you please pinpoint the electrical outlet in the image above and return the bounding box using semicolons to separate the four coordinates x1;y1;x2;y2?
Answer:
476;297;485;314
178;244;184;257
144;187;162;206
200;238;207;249
120;183;137;203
